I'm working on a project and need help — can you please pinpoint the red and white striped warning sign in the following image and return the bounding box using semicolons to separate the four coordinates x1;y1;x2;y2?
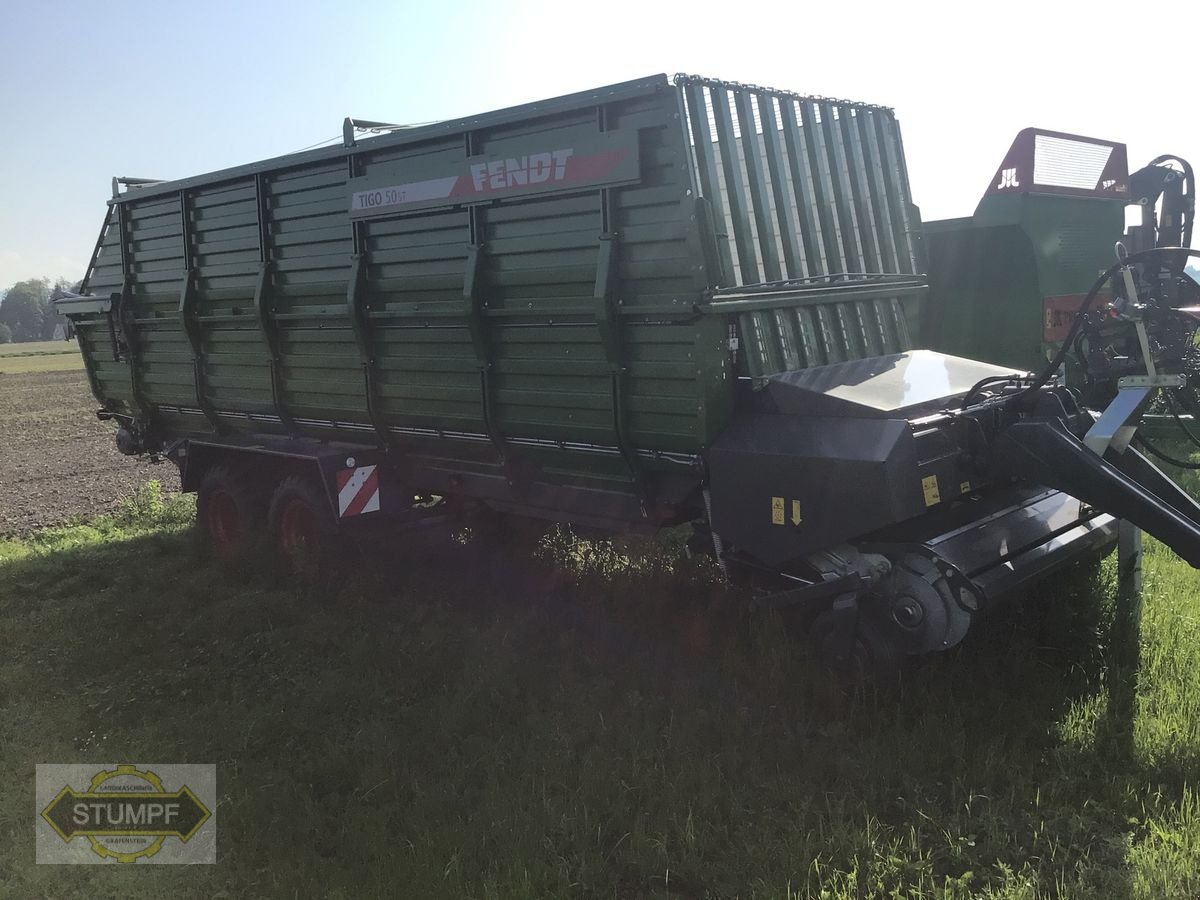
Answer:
335;465;380;517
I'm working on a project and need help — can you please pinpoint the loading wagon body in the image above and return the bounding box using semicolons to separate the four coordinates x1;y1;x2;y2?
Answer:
66;74;925;530
60;73;1200;671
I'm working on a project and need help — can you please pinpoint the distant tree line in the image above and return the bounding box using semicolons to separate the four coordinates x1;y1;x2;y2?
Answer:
0;277;78;344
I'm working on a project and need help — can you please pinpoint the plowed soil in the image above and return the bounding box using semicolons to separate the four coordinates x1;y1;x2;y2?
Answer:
0;370;179;533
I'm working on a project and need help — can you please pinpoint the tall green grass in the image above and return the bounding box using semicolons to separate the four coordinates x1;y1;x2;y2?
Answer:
1;481;1199;897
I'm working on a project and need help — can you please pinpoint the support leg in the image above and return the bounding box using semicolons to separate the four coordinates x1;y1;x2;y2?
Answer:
1117;519;1144;624
1107;518;1144;757
1114;519;1144;674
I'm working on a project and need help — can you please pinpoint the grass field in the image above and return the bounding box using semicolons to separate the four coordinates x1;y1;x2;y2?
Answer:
2;480;1200;898
0;339;80;356
0;340;82;374
3;359;1200;897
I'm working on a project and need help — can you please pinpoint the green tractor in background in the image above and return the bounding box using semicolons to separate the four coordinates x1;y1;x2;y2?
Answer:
922;129;1199;456
923;128;1195;374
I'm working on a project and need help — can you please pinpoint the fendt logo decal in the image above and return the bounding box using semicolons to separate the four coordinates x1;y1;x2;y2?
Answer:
351;148;614;213
348;129;640;219
469;149;574;191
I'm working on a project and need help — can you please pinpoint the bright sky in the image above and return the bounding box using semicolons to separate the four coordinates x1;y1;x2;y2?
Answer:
1;0;1195;287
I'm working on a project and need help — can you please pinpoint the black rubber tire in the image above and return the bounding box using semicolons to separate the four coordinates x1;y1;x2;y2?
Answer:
195;465;266;562
266;475;341;582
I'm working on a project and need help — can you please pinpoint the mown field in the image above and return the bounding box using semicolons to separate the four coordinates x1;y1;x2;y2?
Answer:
0;340;78;354
3;372;1200;898
0;339;83;375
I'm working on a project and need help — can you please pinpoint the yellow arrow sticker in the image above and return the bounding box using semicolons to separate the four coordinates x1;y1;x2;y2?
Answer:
922;475;941;507
791;499;802;525
771;496;785;525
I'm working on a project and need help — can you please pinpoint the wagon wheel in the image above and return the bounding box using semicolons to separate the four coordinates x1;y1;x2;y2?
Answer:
267;476;341;581
195;466;265;562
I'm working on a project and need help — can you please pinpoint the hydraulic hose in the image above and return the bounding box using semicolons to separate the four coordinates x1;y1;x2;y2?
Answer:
959;248;1199;411
1017;246;1200;404
960;255;1132;408
1146;155;1195;249
1134;432;1200;470
959;375;1029;409
1164;391;1200;452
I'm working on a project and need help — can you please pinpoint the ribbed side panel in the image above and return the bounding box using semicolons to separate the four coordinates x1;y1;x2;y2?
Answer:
81;206;123;297
677;75;921;285
73;76;735;480
735;294;913;378
261;161;354;423
677;75;924;378
191;180;270;414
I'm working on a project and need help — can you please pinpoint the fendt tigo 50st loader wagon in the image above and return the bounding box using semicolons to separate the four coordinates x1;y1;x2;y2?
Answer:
58;74;1200;676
